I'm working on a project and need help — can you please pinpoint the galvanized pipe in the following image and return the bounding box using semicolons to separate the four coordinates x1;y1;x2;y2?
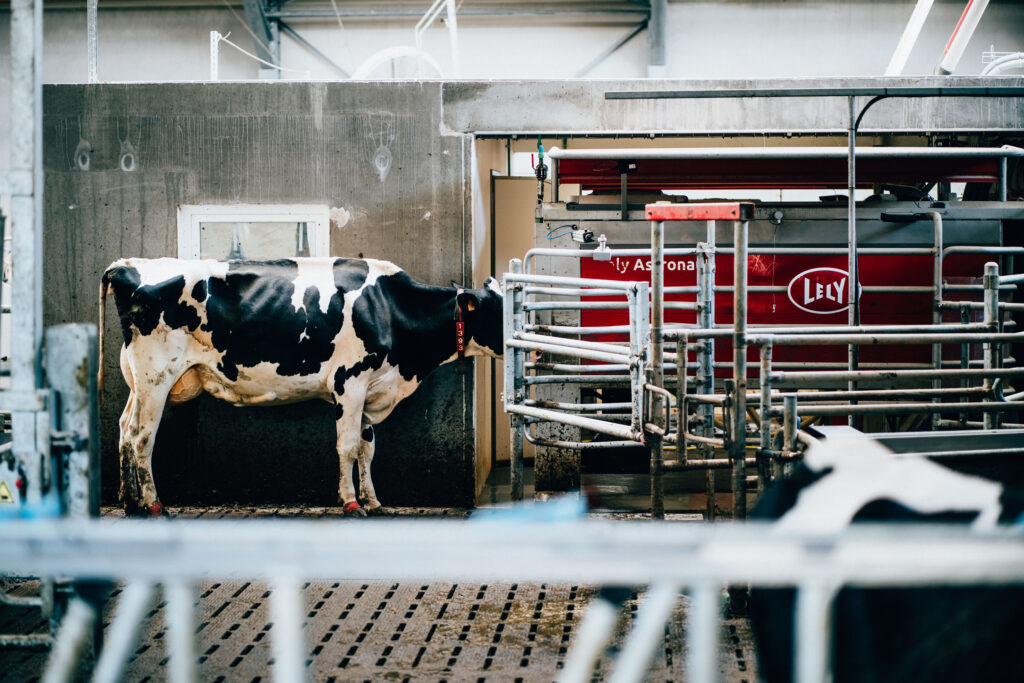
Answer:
930;211;944;431
507;404;640;441
769;367;1024;385
795;583;835;683
271;575;304;683
984;261;1000;429
608;582;679;683
515;332;632;357
93;581;156;683
665;322;992;339
507;340;630;368
759;343;773;489
165;580;196;683
41;598;94;683
506;259;524;501
650;218;666;519
770;401;1020;417
745;332;1023;346
732;219;749;520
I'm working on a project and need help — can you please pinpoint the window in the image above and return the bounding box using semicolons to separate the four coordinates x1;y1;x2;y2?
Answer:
177;204;330;260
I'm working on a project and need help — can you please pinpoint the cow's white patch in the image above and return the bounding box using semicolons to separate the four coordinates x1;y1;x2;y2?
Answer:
330;206;351;229
291;258;339;314
776;433;1003;533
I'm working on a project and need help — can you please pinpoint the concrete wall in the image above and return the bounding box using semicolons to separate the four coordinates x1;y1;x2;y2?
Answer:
42;82;480;507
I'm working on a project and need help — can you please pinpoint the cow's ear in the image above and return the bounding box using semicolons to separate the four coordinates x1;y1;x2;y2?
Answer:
457;291;480;312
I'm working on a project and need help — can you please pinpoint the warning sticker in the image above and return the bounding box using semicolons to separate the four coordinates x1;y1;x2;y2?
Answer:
0;480;15;503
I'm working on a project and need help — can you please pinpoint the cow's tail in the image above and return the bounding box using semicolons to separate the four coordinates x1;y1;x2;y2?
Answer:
98;269;112;408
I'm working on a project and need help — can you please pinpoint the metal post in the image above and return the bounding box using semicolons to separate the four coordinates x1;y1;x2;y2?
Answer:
999;157;1008;202
87;0;98;83
783;396;797;478
10;0;46;507
630;282;650;442
676;337;687;450
270;575;304;683
650;219;665;519
608;582;679;683
794;582;834;683
165;580;196;683
41;598;94;683
44;324;100;519
930;212;943;431
731;220;748;520
686;583;719;683
847;95;859;427
700;223;716;520
506;259;524;501
984;261;999;429
558;597;619;683
759;343;773;489
93;581;156;683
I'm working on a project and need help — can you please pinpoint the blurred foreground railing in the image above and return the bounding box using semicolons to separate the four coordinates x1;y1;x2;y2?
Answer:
2;518;1023;683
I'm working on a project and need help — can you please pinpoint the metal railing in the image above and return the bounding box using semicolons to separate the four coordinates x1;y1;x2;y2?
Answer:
2;517;1023;683
504;202;1023;518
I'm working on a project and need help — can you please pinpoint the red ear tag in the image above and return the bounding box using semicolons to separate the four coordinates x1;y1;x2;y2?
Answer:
456;321;466;353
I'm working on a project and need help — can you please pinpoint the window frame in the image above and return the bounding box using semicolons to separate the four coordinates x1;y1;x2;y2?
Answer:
176;204;331;260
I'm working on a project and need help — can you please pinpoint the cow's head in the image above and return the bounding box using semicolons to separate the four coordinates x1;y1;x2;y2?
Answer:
455;277;504;358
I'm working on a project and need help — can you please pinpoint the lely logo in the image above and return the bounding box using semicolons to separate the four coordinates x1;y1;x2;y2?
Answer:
787;267;853;314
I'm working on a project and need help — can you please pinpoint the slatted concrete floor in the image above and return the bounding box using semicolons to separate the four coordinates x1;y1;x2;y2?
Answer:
2;506;758;682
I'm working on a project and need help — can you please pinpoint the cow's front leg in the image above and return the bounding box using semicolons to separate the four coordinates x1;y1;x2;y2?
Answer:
357;423;383;514
334;389;367;516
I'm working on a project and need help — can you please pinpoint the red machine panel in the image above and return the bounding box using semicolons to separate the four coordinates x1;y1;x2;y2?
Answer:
580;252;989;368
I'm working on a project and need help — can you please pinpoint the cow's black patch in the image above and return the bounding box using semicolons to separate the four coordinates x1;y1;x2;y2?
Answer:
105;266;201;346
348;273;503;383
332;352;386;396
361;426;374;443
191;280;207;303
201;259;368;381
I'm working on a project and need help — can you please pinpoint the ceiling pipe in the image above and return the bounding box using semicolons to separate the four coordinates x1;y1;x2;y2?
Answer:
981;52;1024;76
884;0;934;76
935;0;990;75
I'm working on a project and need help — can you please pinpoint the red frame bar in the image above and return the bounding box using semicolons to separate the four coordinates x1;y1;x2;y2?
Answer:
645;202;754;221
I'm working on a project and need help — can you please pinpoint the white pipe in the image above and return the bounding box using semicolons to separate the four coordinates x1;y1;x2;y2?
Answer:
87;0;98;83
981;52;1024;76
936;0;991;75
445;0;460;77
885;0;935;76
210;31;219;81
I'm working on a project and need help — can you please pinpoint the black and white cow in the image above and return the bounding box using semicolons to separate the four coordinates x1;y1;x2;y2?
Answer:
100;257;503;517
750;433;1024;683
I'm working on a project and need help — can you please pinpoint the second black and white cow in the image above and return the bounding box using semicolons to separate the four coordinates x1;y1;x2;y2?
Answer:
100;257;503;516
749;432;1024;683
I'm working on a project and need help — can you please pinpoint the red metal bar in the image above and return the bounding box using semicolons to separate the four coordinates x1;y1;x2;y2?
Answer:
645;202;754;221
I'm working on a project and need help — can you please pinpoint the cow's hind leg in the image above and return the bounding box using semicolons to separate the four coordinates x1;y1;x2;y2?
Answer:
334;389;367;516
120;374;178;517
357;423;383;514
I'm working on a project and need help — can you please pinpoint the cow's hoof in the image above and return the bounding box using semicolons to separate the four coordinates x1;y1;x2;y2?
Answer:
343;501;366;517
146;501;167;518
366;505;386;517
123;500;146;517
